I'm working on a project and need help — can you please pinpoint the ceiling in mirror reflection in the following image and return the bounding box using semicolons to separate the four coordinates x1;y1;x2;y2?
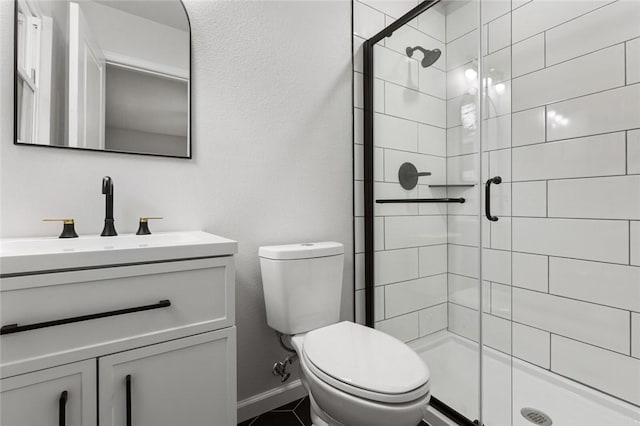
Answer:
93;0;189;31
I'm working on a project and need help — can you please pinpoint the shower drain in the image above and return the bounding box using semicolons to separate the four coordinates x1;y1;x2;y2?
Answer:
520;408;553;426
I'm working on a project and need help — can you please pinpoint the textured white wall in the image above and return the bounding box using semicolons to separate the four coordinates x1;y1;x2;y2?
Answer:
0;0;353;402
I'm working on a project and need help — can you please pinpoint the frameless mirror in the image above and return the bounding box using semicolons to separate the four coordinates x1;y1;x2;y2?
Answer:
15;0;191;158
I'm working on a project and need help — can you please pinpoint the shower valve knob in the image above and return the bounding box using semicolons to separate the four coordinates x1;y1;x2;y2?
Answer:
398;162;431;190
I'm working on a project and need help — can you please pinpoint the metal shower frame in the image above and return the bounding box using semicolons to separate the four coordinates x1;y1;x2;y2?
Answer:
361;1;481;424
361;0;441;328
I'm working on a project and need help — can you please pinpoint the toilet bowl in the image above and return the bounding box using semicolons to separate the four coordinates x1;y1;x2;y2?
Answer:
289;321;430;426
259;242;431;426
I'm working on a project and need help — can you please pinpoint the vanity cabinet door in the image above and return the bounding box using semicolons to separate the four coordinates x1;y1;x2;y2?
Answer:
99;327;236;426
0;359;96;426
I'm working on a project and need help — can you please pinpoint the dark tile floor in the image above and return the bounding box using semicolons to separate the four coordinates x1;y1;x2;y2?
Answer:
238;396;430;425
239;397;312;426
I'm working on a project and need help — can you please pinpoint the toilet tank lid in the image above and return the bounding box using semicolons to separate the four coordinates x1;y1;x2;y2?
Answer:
259;242;344;260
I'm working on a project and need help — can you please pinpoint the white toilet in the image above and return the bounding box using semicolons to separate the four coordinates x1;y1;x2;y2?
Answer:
259;242;431;426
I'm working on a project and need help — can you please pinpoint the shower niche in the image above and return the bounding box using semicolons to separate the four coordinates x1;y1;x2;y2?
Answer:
357;0;640;425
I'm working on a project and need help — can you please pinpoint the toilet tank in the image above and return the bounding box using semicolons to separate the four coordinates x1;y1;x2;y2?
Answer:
259;242;344;335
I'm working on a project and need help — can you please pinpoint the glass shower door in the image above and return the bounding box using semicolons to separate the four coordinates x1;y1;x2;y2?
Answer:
361;0;640;424
477;1;513;425
489;1;640;425
362;0;485;423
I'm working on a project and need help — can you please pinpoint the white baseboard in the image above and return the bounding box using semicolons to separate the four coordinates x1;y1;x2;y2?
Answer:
237;379;307;423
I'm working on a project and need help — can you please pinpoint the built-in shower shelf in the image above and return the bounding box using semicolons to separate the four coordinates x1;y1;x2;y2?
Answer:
428;184;476;188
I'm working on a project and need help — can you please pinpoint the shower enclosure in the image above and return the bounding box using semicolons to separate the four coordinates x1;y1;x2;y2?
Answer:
355;0;640;424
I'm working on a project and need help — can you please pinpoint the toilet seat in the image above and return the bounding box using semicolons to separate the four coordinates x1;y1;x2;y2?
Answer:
296;322;430;404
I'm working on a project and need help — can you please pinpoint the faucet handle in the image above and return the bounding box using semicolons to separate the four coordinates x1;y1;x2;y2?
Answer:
136;217;163;235
43;219;79;239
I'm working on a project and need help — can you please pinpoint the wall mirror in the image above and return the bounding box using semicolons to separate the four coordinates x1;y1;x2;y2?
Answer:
14;0;191;158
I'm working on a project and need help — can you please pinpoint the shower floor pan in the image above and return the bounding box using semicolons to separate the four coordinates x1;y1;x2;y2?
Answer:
411;331;640;426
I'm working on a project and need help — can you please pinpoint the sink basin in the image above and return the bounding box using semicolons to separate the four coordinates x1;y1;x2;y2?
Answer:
0;231;237;275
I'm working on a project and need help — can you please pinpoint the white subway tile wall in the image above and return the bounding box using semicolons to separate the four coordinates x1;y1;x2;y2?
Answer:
376;310;420;341
511;106;545;146
511;181;546;217
487;13;510;53
512;133;626;181
512;44;625;112
629;130;640;174
354;0;640;407
448;273;487;311
511;33;544;78
547;175;640;220
513;288;631;354
545;84;640;141
419;303;448;336
384;274;447;317
490;282;511;319
631;222;640;267
483;114;511;151
374;247;419;285
510;0;611;45
551;335;640;404
384;215;447;249
512;217;629;263
512;252;548;292
354;1;450;339
482;314;511;353
448;303;480;341
633;314;640;359
418;123;447;156
628;37;640;85
512;323;550;369
544;1;640;66
549;257;640;312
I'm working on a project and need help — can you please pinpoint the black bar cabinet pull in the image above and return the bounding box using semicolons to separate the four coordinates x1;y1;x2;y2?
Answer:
485;176;502;222
0;300;171;335
376;198;465;204
126;374;132;426
59;390;68;426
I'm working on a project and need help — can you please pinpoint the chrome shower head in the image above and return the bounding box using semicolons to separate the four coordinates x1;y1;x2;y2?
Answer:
405;46;442;68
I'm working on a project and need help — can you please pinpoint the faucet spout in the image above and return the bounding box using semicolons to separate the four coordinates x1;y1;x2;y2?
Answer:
102;176;113;196
101;176;117;237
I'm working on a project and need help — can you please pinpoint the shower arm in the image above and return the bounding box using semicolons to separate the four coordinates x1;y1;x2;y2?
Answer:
406;46;430;57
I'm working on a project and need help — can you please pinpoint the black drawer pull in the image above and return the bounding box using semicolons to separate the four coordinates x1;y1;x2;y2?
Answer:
59;391;68;426
0;300;171;335
126;375;132;426
376;198;465;204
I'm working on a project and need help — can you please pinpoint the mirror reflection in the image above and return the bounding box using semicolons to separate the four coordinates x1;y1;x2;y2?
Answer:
15;0;190;157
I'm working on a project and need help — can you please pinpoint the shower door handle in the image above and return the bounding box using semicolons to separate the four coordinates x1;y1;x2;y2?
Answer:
485;176;502;222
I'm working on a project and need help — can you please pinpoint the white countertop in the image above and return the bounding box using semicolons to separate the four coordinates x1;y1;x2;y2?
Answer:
0;231;237;275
